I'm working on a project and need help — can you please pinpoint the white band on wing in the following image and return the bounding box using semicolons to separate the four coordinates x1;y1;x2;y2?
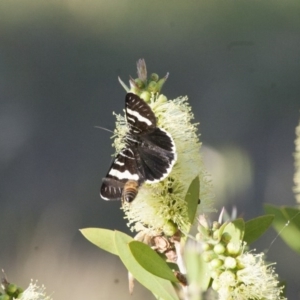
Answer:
126;107;152;126
109;168;139;181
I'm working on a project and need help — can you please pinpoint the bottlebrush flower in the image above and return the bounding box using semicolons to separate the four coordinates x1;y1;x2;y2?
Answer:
294;119;300;204
112;60;214;236
18;280;52;300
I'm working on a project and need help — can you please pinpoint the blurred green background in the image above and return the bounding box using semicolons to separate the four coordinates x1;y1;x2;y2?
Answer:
0;0;300;299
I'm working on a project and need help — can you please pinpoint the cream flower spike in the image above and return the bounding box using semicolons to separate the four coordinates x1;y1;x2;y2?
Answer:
216;252;286;300
294;119;300;204
18;280;52;300
113;59;214;236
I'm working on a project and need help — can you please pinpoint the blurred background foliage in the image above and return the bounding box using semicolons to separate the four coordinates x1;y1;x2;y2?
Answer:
0;0;299;299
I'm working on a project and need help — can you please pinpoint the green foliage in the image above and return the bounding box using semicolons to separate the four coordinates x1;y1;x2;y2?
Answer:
81;228;180;300
264;204;300;254
80;228;118;255
244;215;274;245
115;231;180;300
129;241;179;283
81;211;284;299
185;176;200;226
222;219;245;245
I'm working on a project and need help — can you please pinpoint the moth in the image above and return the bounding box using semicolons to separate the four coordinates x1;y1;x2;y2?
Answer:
100;93;177;202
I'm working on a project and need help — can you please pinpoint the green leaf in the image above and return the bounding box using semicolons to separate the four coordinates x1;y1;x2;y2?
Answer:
114;231;179;300
284;207;300;231
222;219;245;244
244;215;274;245
264;204;287;228
232;218;245;241
80;228;117;255
129;241;179;283
264;204;300;254
185;176;200;225
215;221;229;241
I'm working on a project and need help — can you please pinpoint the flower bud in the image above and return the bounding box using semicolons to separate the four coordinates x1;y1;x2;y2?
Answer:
140;91;151;103
213;229;221;240
150;73;159;82
134;78;145;89
211;269;222;279
202;250;216;262
221;232;231;244
157;94;168;104
214;243;226;254
224;257;237;269
162;220;178;236
227;242;241;255
202;242;212;251
211;279;220;291
219;270;236;285
6;283;17;295
13;287;24;298
235;257;245;269
147;81;158;93
212;221;221;230
210;258;223;269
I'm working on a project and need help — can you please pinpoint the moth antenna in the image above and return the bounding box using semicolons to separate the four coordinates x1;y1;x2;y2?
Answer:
94;126;114;133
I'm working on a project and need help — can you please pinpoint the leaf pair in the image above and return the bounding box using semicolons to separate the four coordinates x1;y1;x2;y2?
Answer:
81;228;180;300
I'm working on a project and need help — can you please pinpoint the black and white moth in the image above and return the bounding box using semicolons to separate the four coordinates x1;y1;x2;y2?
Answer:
100;93;177;202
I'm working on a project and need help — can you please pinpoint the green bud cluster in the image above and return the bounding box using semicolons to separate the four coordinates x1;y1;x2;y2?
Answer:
125;60;169;103
131;73;168;102
198;221;245;292
1;279;24;299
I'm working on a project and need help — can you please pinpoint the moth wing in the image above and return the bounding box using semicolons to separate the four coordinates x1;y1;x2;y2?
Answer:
125;93;156;134
100;148;142;200
138;128;177;183
100;178;124;200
